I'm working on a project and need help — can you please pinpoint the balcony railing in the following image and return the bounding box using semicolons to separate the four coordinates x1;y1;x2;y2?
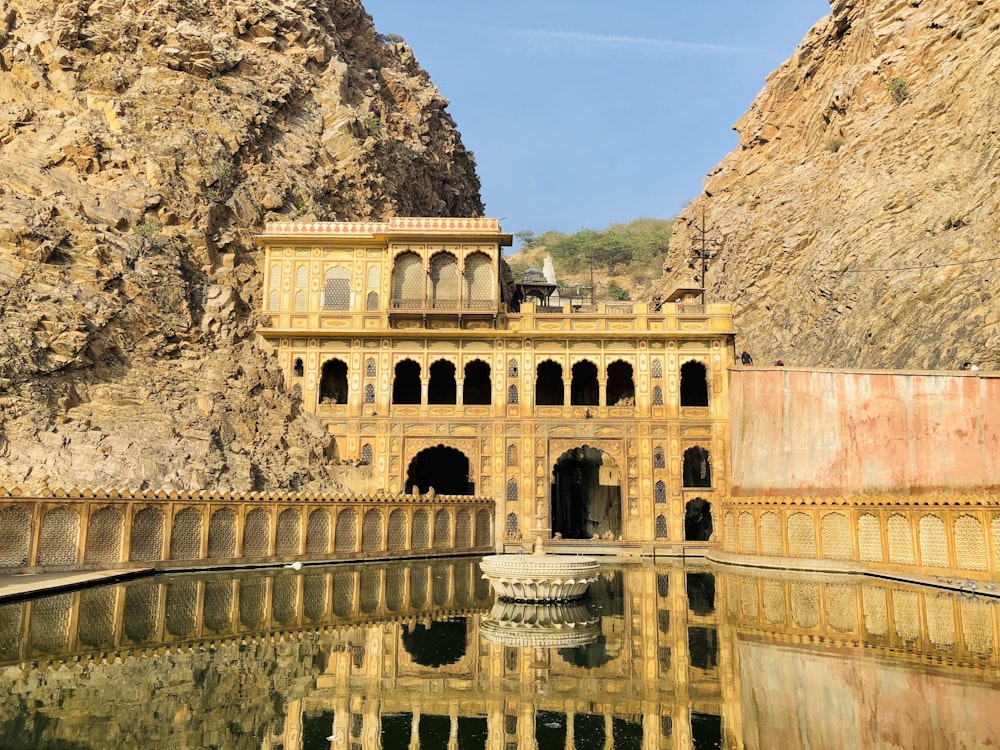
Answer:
390;299;496;312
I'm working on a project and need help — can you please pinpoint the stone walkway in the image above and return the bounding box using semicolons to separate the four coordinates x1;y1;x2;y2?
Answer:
0;568;153;602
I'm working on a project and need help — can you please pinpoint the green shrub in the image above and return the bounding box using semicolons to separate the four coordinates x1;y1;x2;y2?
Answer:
885;77;910;104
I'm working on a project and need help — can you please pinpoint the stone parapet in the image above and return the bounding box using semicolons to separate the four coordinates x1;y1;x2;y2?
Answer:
716;494;1000;588
0;491;494;573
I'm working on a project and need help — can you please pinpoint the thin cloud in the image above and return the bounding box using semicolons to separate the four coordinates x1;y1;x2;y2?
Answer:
490;27;757;57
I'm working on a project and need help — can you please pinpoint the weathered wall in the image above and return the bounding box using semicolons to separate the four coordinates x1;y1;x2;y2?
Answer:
729;368;1000;496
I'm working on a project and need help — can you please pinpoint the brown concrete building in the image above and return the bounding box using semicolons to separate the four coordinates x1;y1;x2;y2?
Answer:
254;217;737;554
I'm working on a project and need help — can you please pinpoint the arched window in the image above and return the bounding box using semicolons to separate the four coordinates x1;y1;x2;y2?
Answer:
268;264;281;311
429;253;460;307
366;291;379;310
508;359;518;378
535;360;564;406
364;383;375;404
655;515;668;539
652;359;663;379
654;447;665;469
322;266;350;310
367;265;380;289
428;360;457;404
506;444;518;467
391;252;423;305
680;361;709;407
508;384;519;405
294;265;308;312
364;358;376;378
463;360;491;405
655;480;666;504
506;480;518;501
571;360;599;405
683;447;712;488
293;358;304;377
607;360;635;406
464;252;494;303
319;359;348;405
653;385;664;406
392;359;421;404
361;444;373;465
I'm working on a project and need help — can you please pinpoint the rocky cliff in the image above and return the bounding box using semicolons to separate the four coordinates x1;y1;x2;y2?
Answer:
667;0;999;370
0;0;484;493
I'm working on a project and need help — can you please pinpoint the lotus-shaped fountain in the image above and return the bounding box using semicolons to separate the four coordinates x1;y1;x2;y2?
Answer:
479;544;599;602
480;600;600;648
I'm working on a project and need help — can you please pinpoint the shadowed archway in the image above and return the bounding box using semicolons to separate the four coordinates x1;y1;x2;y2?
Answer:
406;445;473;495
550;446;621;540
685;497;714;541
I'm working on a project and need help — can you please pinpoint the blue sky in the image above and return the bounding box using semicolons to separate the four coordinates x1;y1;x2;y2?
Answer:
366;1;830;243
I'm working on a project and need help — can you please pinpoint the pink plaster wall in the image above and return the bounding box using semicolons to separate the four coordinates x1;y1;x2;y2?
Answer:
729;369;1000;496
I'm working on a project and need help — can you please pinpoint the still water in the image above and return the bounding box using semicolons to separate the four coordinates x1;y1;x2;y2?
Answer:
0;558;998;749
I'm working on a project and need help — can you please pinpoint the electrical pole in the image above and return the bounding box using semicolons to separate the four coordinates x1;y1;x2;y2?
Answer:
691;206;719;305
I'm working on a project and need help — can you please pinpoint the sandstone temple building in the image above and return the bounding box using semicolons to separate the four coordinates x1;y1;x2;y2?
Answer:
254;217;735;554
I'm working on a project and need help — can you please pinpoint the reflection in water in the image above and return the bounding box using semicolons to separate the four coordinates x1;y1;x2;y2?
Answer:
0;559;998;749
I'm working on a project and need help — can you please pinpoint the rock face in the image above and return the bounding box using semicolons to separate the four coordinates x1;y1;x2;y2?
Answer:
667;0;999;370
0;0;484;493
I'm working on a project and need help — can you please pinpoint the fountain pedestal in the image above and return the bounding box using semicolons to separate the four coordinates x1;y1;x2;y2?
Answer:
479;547;599;602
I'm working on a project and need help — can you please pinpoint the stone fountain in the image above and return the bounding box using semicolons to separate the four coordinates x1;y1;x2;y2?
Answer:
479;540;599;602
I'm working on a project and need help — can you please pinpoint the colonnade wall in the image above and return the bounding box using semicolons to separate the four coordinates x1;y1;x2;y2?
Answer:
0;489;494;573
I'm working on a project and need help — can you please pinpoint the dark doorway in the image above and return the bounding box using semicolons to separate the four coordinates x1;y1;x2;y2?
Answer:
682;446;712;487
463;360;491;405
392;359;421;404
302;710;336;750
607;360;635;405
688;626;719;670
686;572;716;616
428;360;457;404
680;360;709;406
406;445;473;495
535;360;564;405
381;713;412;750
685;498;714;541
535;712;567;748
318;359;348;404
558;569;624;669
400;617;467;666
551;446;621;540
691;712;722;750
571;360;599;405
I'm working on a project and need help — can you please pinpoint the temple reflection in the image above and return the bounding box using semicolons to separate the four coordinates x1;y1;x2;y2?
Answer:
0;561;998;748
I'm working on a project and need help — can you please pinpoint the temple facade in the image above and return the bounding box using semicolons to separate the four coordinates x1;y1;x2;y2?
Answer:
254;217;736;554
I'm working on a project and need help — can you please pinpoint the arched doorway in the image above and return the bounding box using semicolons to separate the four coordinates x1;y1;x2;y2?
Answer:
680;360;709;406
428;359;456;404
685;498;713;541
406;445;473;495
318;359;348;404
683;446;712;488
551;446;621;540
401;618;468;666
